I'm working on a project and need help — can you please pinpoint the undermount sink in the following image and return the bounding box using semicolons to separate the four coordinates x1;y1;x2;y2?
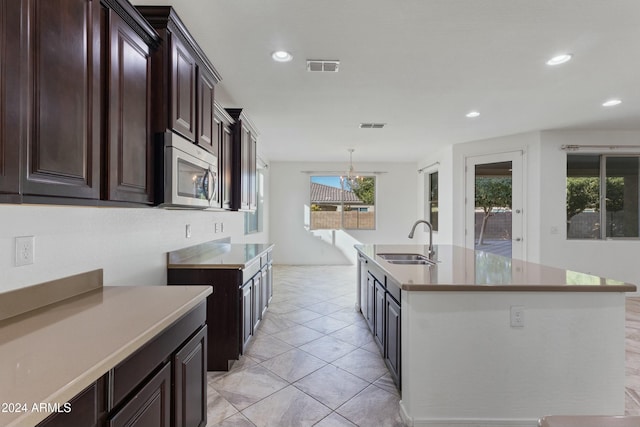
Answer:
377;253;436;265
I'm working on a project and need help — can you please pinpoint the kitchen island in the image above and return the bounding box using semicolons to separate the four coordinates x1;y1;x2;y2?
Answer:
0;270;211;427
355;244;636;427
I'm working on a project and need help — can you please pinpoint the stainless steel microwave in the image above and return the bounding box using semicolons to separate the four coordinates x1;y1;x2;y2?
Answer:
156;132;218;209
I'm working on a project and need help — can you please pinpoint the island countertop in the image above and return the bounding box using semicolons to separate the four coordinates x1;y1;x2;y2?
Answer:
355;244;636;292
167;242;274;269
0;281;211;427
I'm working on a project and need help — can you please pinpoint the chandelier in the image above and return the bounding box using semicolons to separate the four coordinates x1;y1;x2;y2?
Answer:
340;148;361;190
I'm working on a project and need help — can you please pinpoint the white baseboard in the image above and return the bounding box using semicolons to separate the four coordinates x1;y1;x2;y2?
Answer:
399;401;538;427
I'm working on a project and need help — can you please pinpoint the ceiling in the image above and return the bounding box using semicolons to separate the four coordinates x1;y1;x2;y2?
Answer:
133;0;640;163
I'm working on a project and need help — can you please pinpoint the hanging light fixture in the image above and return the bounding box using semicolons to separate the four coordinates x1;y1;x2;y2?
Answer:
340;148;361;190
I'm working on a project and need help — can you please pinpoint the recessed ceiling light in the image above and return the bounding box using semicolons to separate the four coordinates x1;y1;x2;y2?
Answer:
466;111;480;118
546;54;572;66
272;50;293;62
602;99;622;107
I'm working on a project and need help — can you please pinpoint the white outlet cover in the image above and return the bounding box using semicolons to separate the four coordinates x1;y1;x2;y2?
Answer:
15;236;35;266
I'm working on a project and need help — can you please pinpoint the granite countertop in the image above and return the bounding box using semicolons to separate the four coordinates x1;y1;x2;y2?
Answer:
355;244;636;292
167;241;274;269
0;281;211;427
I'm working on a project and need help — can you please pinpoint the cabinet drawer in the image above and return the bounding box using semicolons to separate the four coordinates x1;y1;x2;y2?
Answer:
111;302;205;409
108;362;171;427
36;378;105;427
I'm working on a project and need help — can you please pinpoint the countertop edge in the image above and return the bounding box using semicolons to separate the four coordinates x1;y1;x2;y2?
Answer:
7;285;212;427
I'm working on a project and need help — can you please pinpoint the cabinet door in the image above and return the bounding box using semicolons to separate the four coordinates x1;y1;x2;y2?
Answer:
22;0;101;199
267;263;273;303
385;296;401;387
108;362;171;427
174;326;207;427
36;379;104;427
220;120;233;209
241;282;252;353
248;134;257;210
252;274;262;331
106;9;153;204
365;274;375;332
261;267;269;316
197;71;216;154
240;125;251;210
170;35;196;141
0;0;20;195
374;281;385;353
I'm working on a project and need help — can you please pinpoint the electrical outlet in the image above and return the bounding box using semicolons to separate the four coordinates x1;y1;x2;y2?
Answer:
510;305;524;328
214;222;221;233
15;236;35;266
185;224;192;238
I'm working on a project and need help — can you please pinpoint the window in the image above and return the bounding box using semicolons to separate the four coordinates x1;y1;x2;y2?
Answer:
245;169;264;234
567;154;640;239
309;175;376;230
426;171;439;231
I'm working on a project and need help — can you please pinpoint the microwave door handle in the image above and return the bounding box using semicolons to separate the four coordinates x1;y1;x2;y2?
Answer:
205;169;215;202
210;170;218;202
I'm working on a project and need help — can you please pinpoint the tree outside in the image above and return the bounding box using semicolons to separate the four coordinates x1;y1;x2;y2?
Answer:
349;177;375;206
475;177;512;245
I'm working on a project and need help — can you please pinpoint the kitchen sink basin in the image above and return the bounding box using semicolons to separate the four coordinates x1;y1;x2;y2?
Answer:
377;253;436;265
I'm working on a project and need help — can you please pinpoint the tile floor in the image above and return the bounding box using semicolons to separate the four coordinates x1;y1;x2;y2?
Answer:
206;265;405;427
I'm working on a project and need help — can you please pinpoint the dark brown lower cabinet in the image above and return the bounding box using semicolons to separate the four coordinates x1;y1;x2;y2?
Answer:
108;363;171;427
359;260;401;390
385;295;401;387
36;302;207;427
374;280;385;352
167;249;273;371
36;379;105;427
174;326;207;427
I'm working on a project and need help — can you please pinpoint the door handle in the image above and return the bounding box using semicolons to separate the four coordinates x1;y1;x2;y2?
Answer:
513;237;522;242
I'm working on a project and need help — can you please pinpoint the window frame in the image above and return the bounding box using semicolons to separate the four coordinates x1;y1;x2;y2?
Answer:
309;175;377;231
566;153;640;240
424;170;439;232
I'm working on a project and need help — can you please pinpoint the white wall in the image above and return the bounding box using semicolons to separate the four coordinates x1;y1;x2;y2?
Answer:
418;131;543;260
0;168;270;293
417;129;639;290
538;130;640;289
270;161;418;265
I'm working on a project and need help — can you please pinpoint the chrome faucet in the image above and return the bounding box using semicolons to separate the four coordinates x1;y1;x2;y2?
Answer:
408;220;434;257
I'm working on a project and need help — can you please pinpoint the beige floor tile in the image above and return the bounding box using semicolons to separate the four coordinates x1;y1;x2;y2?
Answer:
294;364;369;410
206;388;238;425
244;334;293;362
305;301;344;316
241;385;331;427
298;335;358;363
258;313;298;335
327;308;369;327
260;348;326;382
336;385;405;427
314;413;357;427
280;308;324;324
330;324;377;348
303;315;351;334
270;324;325;347
209;412;257;427
208;364;289;410
331;348;389;382
373;373;400;397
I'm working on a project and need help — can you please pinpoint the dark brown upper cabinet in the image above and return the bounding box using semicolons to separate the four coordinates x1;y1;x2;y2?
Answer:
0;0;21;200
136;6;222;154
225;109;258;212
0;0;159;206
104;3;158;205
214;103;234;210
22;0;103;201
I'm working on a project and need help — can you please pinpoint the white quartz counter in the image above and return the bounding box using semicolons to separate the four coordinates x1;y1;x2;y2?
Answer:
0;280;211;427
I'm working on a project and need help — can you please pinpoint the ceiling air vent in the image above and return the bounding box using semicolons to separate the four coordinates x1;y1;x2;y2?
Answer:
307;60;340;72
359;123;386;129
